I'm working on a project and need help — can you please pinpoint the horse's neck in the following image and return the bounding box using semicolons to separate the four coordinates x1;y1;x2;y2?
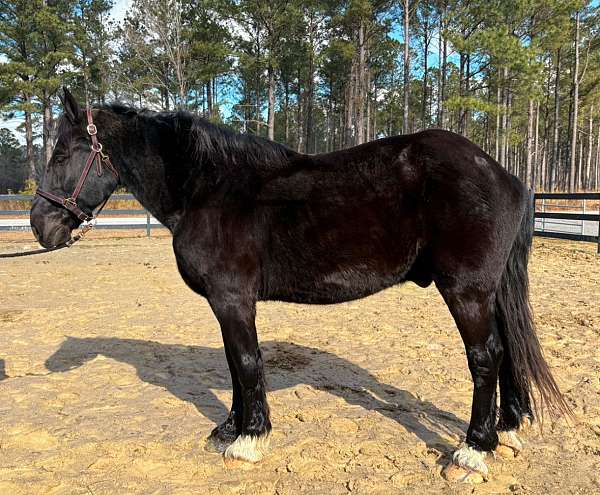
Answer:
109;120;186;232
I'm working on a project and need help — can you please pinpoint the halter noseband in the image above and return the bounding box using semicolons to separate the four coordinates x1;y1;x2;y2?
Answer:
36;108;118;222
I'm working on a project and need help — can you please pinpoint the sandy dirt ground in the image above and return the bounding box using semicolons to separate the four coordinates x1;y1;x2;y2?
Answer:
0;234;598;495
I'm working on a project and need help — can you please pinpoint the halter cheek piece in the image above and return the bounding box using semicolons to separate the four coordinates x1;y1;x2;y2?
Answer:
36;108;118;222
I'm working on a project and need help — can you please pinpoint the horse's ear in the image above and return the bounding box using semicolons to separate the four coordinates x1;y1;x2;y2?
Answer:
61;87;82;124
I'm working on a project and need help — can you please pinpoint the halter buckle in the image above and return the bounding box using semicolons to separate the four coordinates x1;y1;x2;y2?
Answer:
63;197;77;208
87;123;98;136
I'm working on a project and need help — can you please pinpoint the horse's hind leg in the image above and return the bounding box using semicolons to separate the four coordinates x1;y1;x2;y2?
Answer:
209;294;271;463
437;283;503;483
495;353;532;459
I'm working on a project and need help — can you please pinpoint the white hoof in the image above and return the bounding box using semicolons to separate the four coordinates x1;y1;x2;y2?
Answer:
452;444;488;479
224;433;270;463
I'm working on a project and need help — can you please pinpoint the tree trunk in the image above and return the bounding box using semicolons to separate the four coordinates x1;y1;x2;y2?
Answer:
421;13;429;129
464;54;471;137
206;81;213;119
495;77;501;161
24;99;35;182
569;11;580;192
356;20;366;145
506;88;512;172
305;26;316;152
372;84;377;140
577;135;583;189
297;69;304;152
345;60;355;147
213;78;217;110
267;64;275;141
438;4;447;128
500;67;509;167
43;93;54;166
595;124;600;190
541;69;552;190
585;104;593;190
525;99;535;188
284;79;290;144
458;52;465;134
366;69;372;142
551;48;561;191
255;28;261;134
534;100;540;188
402;0;410;134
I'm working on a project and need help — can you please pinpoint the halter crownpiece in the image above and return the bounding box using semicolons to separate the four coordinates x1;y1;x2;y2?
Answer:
36;108;118;222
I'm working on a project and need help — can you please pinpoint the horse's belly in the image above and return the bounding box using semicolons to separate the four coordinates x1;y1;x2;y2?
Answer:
262;191;424;304
263;253;416;304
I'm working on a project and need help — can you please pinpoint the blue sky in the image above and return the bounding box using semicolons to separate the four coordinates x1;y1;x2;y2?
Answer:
111;0;131;24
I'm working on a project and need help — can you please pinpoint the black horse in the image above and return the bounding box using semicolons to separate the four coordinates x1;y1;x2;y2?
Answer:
30;89;570;481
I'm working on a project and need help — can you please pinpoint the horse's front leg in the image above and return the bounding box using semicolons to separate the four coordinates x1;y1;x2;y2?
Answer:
206;342;244;451
209;293;271;463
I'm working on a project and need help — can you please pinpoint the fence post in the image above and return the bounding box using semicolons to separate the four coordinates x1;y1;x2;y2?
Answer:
597;208;600;254
541;198;545;232
146;210;151;238
582;198;586;236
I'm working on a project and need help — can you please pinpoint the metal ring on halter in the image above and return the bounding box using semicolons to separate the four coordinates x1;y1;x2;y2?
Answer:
92;142;103;153
87;123;98;135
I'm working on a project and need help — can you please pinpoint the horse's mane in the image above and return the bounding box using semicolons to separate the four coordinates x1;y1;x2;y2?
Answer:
99;103;296;173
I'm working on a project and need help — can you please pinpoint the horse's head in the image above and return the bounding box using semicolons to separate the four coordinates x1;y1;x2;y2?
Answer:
30;88;119;248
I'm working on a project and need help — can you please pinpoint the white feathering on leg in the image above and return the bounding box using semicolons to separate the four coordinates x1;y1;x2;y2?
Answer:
224;434;270;463
452;444;488;477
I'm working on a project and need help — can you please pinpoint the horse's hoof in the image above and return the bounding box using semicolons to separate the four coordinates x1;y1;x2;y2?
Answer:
205;432;236;454
442;463;485;484
223;456;260;470
496;430;523;459
495;444;517;459
223;433;270;464
519;415;533;431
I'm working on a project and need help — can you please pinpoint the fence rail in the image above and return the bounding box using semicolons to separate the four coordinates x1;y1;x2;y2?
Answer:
1;192;599;252
0;193;163;237
534;192;600;253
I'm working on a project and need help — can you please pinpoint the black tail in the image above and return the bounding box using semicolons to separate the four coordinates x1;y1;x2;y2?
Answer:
495;189;572;421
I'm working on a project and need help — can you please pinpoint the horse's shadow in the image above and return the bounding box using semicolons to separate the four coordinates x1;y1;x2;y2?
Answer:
45;337;467;456
0;359;6;381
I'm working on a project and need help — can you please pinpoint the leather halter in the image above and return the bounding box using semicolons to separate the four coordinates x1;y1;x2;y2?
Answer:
36;108;118;222
0;108;120;258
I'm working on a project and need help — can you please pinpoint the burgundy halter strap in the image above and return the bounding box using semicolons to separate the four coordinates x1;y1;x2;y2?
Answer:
36;108;118;222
